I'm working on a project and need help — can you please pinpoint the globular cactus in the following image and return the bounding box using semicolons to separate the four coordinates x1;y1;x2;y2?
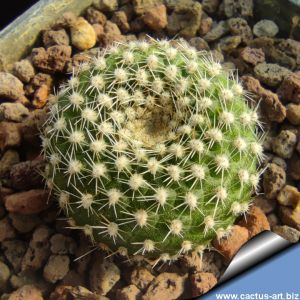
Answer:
41;39;262;261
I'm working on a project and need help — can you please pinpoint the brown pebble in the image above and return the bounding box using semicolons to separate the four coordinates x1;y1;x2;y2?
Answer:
190;272;217;297
189;37;209;51
111;11;130;33
263;163;286;199
4;189;51;215
287;103;300;125
19;109;47;147
223;0;253;18
32;84;50;108
252;195;276;214
50;233;76;255
241;76;286;123
49;285;109;300
13;60;35;83
142;272;186;300
85;7;107;25
179;251;203;274
268;213;279;228
43;255;70;283
42;29;70;48
272;130;297;159
167;1;202;39
96;0;118;12
228;17;253;43
130;17;145;33
218;35;242;52
61;270;85;287
0;217;16;242
116;284;142;300
0;150;20;178
93;23;105;42
0;122;22;152
273;225;300;243
8;285;44;300
10;158;45;191
279;207;300;230
142;4;168;31
278;38;300;57
21;226;52;271
277;72;300;104
0;102;29;123
53;12;77;29
101;21;126;46
213;225;249;260
89;253;120;295
198;15;212;37
133;0;162;15
239;206;270;238
70;17;97;50
240;47;265;66
277;185;300;208
25;73;53;97
9;213;41;234
130;268;154;291
202;0;221;14
2;240;27;272
31;45;72;73
0;72;29;105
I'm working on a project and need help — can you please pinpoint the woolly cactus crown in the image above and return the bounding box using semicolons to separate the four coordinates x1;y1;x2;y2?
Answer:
42;39;262;261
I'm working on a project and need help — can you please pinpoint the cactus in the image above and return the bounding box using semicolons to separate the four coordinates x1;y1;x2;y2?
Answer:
41;39;262;261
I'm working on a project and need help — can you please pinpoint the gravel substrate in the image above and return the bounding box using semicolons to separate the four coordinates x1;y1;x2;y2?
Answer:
0;0;300;299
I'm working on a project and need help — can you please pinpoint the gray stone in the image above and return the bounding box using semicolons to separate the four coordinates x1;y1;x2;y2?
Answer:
254;63;291;87
253;20;279;38
203;21;229;42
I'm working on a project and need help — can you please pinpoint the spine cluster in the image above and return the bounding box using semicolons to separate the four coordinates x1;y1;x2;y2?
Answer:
42;39;261;260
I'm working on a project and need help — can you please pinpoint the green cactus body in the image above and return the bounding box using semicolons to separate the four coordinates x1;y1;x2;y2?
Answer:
42;40;261;260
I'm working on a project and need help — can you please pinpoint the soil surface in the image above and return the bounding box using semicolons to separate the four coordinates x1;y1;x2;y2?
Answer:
0;0;300;299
